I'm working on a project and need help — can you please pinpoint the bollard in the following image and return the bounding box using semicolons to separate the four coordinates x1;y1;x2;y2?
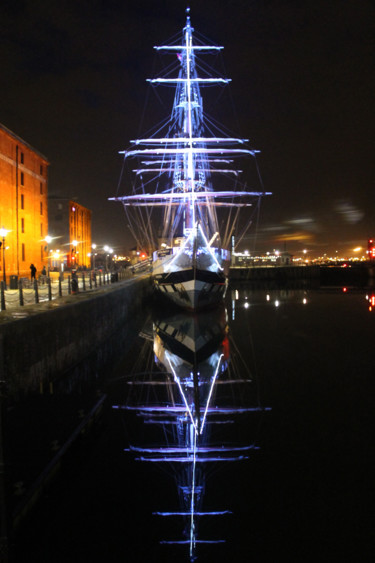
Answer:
82;273;86;291
58;277;62;297
47;277;52;301
99;272;102;286
89;273;92;290
68;275;71;294
0;281;5;310
18;279;24;306
34;279;39;303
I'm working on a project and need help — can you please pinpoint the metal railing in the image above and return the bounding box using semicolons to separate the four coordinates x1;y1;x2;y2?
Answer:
0;270;133;311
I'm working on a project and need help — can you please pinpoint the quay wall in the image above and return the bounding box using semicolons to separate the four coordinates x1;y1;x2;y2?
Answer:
0;277;152;397
230;264;374;287
229;265;320;282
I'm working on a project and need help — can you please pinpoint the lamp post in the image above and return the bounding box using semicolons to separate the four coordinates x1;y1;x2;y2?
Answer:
0;228;8;288
72;240;78;269
92;243;97;271
104;245;109;271
45;235;52;277
104;246;113;272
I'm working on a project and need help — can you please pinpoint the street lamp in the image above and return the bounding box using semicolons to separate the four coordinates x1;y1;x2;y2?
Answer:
45;235;52;276
92;243;97;270
0;228;8;288
72;240;78;268
104;246;112;271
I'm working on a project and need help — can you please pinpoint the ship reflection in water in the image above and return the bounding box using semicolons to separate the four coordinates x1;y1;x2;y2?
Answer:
113;302;270;561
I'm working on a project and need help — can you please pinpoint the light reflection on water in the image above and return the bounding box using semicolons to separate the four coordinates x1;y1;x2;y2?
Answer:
13;287;374;562
114;301;269;561
114;286;374;562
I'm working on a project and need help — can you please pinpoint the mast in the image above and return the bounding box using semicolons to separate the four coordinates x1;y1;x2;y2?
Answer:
109;8;270;252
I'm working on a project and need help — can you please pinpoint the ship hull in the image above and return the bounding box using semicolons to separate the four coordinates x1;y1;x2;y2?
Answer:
153;268;227;311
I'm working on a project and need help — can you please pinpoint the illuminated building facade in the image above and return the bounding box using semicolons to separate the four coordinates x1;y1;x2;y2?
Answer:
48;197;92;269
367;238;375;261
0;123;49;280
69;201;92;268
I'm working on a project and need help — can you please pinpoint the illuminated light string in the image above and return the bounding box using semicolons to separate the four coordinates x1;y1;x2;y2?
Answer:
132;169;243;176
113;404;270;414
147;78;231;84
166;355;198;434
133;455;251;462
197;223;223;271
160;540;226;544
110;190;268;201
120;147;258;157
190;424;197;558
128;445;253;453
153;511;232;516
200;353;224;434
185;19;196;229
154;46;224;52
130;137;248;144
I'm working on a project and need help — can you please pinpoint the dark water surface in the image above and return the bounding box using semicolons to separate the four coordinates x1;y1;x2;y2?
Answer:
13;288;374;562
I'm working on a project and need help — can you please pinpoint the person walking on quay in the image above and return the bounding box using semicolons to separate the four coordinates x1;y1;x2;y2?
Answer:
30;263;37;281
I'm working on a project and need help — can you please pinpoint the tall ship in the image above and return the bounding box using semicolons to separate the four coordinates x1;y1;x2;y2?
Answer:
110;9;270;310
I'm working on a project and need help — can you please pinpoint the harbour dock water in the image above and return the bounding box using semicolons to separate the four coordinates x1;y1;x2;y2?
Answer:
0;274;152;560
7;286;375;563
1;266;374;562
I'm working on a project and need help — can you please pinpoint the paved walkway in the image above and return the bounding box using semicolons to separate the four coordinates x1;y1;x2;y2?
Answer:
0;270;135;315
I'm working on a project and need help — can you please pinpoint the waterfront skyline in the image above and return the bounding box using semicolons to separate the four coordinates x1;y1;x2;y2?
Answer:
1;0;374;257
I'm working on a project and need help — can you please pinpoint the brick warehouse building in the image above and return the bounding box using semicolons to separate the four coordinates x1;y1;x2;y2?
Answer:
0;123;49;282
48;196;92;270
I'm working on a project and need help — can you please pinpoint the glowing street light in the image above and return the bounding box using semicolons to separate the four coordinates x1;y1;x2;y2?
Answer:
72;240;78;268
91;243;97;270
105;247;113;271
0;227;8;287
45;235;52;276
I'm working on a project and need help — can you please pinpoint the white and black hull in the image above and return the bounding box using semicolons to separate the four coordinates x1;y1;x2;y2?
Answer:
153;268;227;311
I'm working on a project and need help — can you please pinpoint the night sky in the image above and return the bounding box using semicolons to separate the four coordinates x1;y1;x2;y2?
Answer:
1;0;374;257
